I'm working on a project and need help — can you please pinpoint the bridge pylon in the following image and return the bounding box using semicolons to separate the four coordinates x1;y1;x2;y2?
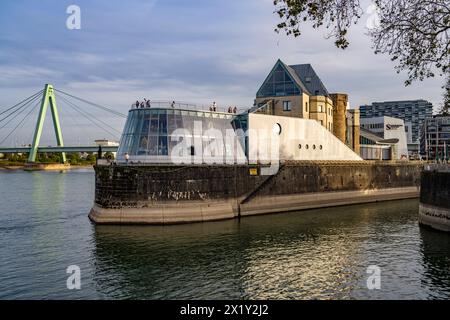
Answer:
28;84;66;163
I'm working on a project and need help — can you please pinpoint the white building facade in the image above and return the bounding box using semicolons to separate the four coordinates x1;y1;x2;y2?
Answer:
247;113;361;161
360;116;409;160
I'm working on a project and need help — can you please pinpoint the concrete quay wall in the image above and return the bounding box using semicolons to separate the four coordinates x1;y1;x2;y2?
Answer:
419;169;450;232
90;161;422;224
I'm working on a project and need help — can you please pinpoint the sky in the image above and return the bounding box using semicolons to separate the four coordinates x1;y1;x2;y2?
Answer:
0;0;445;146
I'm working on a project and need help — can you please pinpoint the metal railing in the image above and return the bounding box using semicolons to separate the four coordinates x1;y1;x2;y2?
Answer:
130;100;249;114
248;102;272;114
424;163;450;172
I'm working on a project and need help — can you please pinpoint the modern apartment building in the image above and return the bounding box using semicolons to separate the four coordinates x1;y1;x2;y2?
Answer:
420;115;450;160
359;100;433;145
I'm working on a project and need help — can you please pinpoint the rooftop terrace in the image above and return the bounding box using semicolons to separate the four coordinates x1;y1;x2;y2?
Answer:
130;100;249;115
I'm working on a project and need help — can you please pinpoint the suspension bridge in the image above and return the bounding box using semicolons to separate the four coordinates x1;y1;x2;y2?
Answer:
0;84;127;163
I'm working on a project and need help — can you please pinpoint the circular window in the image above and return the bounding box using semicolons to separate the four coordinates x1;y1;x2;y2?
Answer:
320;145;323;150
313;144;316;150
298;144;302;149
272;123;282;135
306;144;309;150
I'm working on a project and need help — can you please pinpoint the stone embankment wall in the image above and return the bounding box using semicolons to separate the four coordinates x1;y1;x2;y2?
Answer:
419;168;450;232
420;170;450;210
91;161;422;224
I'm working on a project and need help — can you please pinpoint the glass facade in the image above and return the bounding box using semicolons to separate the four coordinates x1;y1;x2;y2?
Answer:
420;116;450;159
118;108;248;162
257;64;301;98
360;136;376;145
360;100;433;143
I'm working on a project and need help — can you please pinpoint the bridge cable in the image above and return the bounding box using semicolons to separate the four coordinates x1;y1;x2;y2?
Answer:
0;98;40;146
0;93;41;130
55;93;122;136
55;93;86;141
54;89;127;118
0;93;42;131
0;89;43;116
0;90;43;124
56;93;121;139
15;97;44;146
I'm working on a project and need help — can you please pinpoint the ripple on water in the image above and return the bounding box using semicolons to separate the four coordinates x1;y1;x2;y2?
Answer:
1;171;450;299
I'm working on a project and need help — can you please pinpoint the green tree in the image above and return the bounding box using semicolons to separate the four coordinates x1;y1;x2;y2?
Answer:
85;153;97;164
67;153;81;165
439;75;450;115
274;0;449;87
104;152;115;160
5;153;27;163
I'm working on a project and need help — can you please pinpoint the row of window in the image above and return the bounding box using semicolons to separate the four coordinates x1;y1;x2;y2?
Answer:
362;104;432;109
425;127;450;132
426;120;450;126
423;133;450;139
318;120;333;131
298;144;323;150
361;136;376;145
362;123;384;129
282;101;333;115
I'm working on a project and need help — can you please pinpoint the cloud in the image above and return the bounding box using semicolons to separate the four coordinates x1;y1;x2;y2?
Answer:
0;0;445;145
0;66;62;85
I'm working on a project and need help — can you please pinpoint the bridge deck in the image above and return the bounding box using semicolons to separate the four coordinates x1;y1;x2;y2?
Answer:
0;146;118;153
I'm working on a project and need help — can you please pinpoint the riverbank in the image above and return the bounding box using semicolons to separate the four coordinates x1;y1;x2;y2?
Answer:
0;163;94;171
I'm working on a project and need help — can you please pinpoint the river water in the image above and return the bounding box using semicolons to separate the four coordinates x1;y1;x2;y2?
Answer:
0;170;449;300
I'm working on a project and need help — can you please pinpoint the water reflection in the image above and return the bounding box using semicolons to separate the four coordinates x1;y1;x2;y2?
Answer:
419;227;450;299
0;170;98;299
92;200;449;299
2;170;450;299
